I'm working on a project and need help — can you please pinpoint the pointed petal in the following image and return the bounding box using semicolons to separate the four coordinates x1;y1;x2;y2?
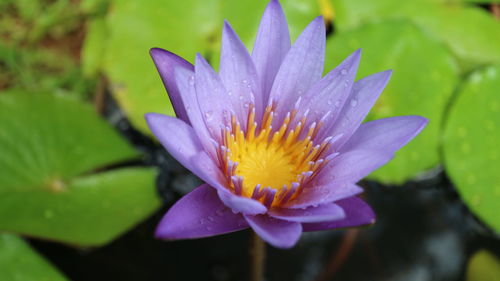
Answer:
301;50;361;139
285;183;363;209
174;67;216;156
327;70;392;148
245;214;302;248
252;0;290;99
190;153;268;216
303;196;375;231
316;150;393;184
156;184;248;239
269;203;345;223
269;16;325;120
145;113;206;174
194;54;234;141
150;48;193;124
217;189;268;215
219;21;261;124
340;115;428;153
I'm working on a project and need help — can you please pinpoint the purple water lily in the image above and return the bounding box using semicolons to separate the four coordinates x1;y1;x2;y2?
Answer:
146;0;427;248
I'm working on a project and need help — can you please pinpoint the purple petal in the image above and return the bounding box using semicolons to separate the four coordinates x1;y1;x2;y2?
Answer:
285;183;363;209
245;214;302;248
303;196;375;231
174;67;216;156
326;70;392;148
145;113;205;174
217;189;268;215
315;150;393;184
194;54;234;141
300;50;361;140
150;48;193;124
219;21;261;123
340;115;428;153
189;153;268;216
156;184;248;239
252;0;291;99
268;16;325;121
269;203;345;223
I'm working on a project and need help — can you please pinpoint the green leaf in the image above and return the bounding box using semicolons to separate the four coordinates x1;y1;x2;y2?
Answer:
331;0;500;70
443;65;500;232
325;20;459;184
0;93;160;246
102;0;320;134
103;0;220;134
467;250;500;281
0;233;68;281
81;17;108;77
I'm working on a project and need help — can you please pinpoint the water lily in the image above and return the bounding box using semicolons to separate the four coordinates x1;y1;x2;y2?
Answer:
146;0;427;248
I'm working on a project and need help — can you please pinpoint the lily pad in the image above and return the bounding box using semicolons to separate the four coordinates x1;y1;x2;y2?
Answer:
0;93;160;246
0;233;68;281
331;0;500;70
443;65;500;232
325;20;458;184
101;0;320;134
467;250;500;281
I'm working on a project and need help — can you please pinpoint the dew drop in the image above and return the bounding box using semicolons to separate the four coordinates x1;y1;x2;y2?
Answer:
188;76;195;85
239;95;244;100
340;68;348;75
350;99;358;107
204;111;213;119
227;91;233;96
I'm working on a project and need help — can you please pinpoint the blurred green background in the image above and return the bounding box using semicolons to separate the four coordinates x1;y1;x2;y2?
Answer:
0;0;499;280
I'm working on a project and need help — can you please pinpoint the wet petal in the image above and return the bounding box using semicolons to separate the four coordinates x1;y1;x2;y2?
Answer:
194;54;234;141
269;16;325;121
301;50;361;139
174;67;216;156
145;113;205;174
269;203;345;223
327;70;392;148
252;0;290;99
150;48;193;124
190;153;268;216
245;214;302;248
285;183;363;209
303;196;375;231
156;184;248;239
340;115;428;153
220;21;261;124
316;150;393;184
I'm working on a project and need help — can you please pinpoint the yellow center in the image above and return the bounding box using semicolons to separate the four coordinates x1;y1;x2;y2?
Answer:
217;103;333;206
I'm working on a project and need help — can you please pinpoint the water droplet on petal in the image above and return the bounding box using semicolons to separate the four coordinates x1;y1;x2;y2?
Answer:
204;111;213;120
340;68;348;75
350;99;358;107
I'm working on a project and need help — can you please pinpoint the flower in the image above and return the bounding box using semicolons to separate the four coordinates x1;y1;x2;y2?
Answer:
146;0;427;248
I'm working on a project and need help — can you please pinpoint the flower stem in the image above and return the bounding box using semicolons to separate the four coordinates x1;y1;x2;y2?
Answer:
250;231;266;281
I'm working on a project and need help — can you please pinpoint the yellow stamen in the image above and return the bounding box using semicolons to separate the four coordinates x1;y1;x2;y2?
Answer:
219;103;332;206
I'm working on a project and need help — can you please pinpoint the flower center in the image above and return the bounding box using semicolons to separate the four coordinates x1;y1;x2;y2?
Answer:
217;102;335;207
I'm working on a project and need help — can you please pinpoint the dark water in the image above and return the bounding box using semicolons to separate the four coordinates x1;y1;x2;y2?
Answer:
30;93;500;281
